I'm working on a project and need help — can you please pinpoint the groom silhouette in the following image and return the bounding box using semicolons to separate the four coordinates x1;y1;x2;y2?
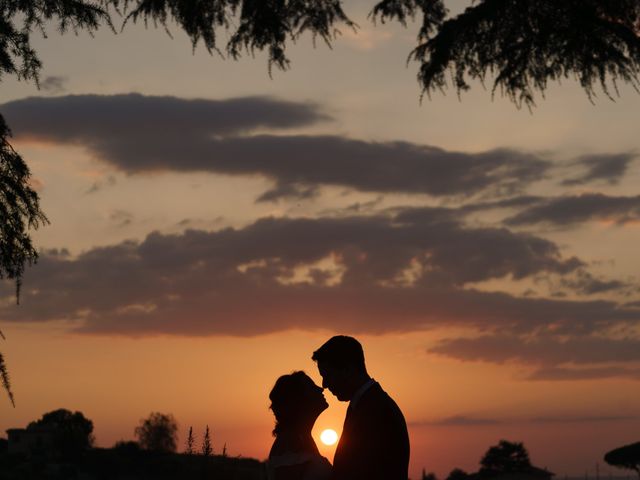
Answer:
313;336;409;480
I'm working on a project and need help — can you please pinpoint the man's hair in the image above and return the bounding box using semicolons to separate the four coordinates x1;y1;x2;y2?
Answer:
312;335;366;373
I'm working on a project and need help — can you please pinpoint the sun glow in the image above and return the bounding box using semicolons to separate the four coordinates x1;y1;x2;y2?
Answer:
320;429;338;446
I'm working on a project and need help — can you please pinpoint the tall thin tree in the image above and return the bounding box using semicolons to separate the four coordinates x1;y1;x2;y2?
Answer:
185;426;195;455
201;425;212;457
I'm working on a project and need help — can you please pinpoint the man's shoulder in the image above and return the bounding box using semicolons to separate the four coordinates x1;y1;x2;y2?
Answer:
357;383;405;417
360;382;396;403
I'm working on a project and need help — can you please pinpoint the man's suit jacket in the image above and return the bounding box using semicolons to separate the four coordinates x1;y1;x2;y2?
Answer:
332;382;409;480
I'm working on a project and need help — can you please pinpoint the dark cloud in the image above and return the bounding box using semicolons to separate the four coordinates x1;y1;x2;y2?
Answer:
411;415;637;426
563;153;636;186
320;196;542;226
256;182;319;202
430;334;640;365
412;416;503;427
319;197;385;217
459;195;544;213
559;271;636;296
431;416;502;426
40;75;68;94
1;94;550;200
109;209;134;228
175;216;225;229
529;366;640;381
3;212;631;337
529;415;638;423
504;194;640;226
86;175;117;194
1;93;325;141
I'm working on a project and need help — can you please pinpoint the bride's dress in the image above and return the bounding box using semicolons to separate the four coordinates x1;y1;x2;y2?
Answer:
267;450;332;480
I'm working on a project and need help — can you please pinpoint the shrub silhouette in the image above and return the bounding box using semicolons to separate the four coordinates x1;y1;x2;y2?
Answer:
605;442;640;479
135;412;178;453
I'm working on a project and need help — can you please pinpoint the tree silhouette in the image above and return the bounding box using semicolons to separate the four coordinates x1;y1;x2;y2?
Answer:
423;469;438;480
0;337;14;407
1;116;48;405
2;1;639;107
605;442;640;479
446;468;470;480
479;440;532;475
134;412;178;453
201;425;212;457
185;426;195;455
0;117;48;299
412;0;640;108
28;408;94;459
114;439;141;454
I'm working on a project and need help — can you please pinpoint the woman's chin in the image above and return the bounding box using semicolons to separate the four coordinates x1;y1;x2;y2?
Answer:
315;400;329;415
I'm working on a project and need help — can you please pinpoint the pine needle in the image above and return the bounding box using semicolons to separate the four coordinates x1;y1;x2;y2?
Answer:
0;351;16;407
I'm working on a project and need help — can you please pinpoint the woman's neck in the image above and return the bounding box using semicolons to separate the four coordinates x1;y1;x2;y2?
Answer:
275;425;319;454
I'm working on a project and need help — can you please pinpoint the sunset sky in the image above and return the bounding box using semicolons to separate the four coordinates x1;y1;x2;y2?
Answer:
2;1;640;479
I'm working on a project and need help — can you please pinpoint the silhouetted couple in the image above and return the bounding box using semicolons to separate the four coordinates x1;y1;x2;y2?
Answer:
268;336;409;480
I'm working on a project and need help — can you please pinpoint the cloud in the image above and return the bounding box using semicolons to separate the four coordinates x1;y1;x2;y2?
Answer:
529;415;639;423
1;213;636;339
109;209;134;228
1;93;326;141
411;414;639;426
86;175;117;194
504;194;640;226
430;334;640;366
256;182;319;202
319;196;385;216
559;271;636;296
416;416;503;426
563;153;636;186
40;75;68;94
528;366;640;381
460;195;545;213
1;94;550;200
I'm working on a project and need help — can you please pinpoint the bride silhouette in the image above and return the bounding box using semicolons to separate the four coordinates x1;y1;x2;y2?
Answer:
267;371;332;480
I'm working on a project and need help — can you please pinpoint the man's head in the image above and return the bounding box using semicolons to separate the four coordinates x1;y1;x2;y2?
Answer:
312;336;369;401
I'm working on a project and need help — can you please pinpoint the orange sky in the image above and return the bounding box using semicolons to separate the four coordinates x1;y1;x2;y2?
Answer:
3;325;639;478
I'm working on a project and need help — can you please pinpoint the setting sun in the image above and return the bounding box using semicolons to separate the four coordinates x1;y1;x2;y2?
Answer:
320;429;338;446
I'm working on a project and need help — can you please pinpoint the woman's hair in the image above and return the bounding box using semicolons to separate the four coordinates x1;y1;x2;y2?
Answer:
269;371;313;436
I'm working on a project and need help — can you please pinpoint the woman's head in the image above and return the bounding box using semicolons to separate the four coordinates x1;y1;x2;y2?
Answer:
269;371;328;436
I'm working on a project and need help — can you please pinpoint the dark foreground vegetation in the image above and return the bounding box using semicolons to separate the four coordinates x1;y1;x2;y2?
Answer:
0;446;264;480
0;408;264;480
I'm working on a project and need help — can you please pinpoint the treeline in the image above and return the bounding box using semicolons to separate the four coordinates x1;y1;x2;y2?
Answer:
420;439;640;480
0;447;264;480
0;408;263;480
